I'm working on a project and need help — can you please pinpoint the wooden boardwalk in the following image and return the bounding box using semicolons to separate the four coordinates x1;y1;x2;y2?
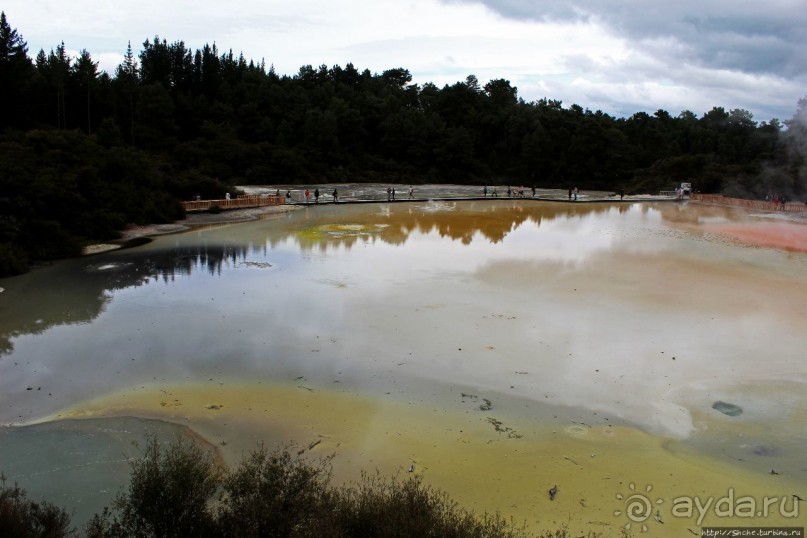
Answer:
691;193;807;213
184;191;807;214
182;194;285;212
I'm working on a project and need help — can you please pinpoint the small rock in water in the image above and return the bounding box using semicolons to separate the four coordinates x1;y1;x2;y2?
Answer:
712;401;742;416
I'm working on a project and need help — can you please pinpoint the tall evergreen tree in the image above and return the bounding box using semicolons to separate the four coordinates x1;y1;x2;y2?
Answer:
115;41;140;144
0;11;34;130
72;49;98;134
48;43;71;129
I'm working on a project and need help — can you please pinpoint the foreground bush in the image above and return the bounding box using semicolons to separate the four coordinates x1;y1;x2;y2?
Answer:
0;475;73;537
217;444;335;537
0;242;28;277
83;436;531;537
2;435;617;537
331;471;528;538
86;435;221;537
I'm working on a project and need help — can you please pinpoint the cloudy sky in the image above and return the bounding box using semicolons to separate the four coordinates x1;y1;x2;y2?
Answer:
4;0;806;122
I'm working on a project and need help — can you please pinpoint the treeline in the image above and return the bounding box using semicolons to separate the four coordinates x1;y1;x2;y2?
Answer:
0;436;590;538
0;11;805;275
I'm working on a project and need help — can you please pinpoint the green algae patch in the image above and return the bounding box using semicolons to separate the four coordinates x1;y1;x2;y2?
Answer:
298;223;389;239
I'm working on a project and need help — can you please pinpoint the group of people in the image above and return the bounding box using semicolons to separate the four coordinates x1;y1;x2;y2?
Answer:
292;186;420;204
301;188;339;203
294;185;593;202
283;185;641;204
386;186;415;200
483;185;538;198
507;186;528;198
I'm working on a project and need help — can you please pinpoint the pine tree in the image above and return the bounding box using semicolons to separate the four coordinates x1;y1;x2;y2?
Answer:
115;41;139;144
50;42;71;128
0;11;34;129
72;49;98;133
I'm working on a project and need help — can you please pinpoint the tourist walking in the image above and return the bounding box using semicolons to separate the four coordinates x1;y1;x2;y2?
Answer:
333;188;338;202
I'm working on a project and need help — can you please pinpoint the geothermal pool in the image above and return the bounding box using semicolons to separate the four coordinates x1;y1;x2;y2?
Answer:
1;199;805;534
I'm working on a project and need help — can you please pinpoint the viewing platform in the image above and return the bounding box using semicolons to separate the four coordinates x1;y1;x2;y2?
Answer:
691;193;807;213
182;189;807;214
182;194;285;212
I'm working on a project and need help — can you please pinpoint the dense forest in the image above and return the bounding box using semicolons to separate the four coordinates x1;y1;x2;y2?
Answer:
0;11;805;276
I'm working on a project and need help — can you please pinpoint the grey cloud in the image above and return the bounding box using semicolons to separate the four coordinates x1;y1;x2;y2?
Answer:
446;0;807;77
529;43;802;121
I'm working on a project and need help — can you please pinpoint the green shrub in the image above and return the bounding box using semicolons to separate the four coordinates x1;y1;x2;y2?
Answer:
87;435;220;538
0;474;73;538
331;471;529;538
16;220;82;261
217;444;336;537
83;436;614;537
0;242;28;276
76;210;127;241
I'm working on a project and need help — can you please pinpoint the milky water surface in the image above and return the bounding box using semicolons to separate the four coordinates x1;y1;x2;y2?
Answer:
2;199;806;529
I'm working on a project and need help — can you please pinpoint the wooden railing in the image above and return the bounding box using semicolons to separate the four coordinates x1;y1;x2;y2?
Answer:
181;195;285;212
691;193;807;213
